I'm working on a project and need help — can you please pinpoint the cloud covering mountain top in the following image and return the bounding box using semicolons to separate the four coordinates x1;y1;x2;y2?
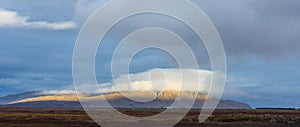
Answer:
99;68;213;93
72;68;214;95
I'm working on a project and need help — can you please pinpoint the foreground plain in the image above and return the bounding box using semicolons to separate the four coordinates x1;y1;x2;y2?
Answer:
0;107;299;127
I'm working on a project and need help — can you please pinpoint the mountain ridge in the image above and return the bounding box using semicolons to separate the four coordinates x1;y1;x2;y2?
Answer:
2;91;251;109
0;91;47;104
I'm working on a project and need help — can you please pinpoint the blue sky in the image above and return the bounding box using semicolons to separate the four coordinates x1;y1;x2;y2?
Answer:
0;0;299;108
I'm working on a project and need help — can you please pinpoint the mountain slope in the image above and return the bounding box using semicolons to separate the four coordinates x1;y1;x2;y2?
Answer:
6;91;251;109
0;91;48;104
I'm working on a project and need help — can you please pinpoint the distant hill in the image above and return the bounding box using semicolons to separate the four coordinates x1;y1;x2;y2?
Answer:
4;91;251;109
256;108;297;110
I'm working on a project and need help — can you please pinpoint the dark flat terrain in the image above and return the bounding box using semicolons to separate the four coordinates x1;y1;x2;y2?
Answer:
0;107;299;127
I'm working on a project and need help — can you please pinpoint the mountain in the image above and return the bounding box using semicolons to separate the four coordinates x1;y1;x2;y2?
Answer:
4;91;251;109
0;91;50;105
7;101;82;108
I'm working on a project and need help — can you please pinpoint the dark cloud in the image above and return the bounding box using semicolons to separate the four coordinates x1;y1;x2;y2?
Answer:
249;0;300;18
193;0;300;107
194;0;300;57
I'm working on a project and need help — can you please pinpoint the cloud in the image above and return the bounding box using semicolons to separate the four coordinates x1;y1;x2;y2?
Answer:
73;0;109;25
40;90;76;95
36;68;214;98
94;68;213;93
0;8;76;30
194;0;300;57
74;0;300;57
0;78;20;85
0;76;70;97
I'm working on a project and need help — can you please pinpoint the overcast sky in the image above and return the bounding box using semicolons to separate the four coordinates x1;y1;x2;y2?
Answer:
0;0;299;108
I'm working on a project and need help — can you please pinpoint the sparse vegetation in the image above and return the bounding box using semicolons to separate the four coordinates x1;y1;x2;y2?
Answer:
0;108;299;127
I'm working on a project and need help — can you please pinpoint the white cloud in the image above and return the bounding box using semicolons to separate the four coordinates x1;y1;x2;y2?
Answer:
96;68;213;93
40;90;76;95
51;68;218;97
0;8;76;30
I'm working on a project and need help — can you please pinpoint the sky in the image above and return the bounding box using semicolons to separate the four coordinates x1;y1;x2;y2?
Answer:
0;0;299;108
